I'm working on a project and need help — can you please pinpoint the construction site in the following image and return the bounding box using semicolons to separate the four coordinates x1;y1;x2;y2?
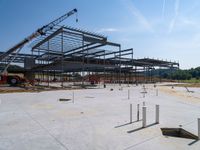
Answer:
0;6;200;150
0;8;179;90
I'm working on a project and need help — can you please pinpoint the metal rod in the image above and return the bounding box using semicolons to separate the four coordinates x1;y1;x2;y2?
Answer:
47;40;50;87
119;45;121;86
198;118;200;139
61;32;64;87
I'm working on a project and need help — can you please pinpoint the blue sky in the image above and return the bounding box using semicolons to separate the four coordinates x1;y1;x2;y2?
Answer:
0;0;200;69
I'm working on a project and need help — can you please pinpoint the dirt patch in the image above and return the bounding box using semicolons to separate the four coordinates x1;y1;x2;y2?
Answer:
0;85;83;93
159;86;200;103
164;83;200;88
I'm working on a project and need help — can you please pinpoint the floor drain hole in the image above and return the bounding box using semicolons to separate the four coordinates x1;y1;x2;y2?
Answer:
161;128;198;139
85;96;95;98
59;98;71;102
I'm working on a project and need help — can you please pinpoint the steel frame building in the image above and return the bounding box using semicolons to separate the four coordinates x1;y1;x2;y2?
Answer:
0;26;179;85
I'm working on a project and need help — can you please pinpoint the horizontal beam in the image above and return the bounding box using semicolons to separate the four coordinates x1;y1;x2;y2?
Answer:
32;28;63;50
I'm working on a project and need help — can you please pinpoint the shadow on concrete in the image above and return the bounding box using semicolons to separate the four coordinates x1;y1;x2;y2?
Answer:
127;123;158;133
115;120;142;128
161;128;198;140
188;140;199;146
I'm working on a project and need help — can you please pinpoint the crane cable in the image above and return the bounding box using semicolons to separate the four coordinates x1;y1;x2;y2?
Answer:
76;11;78;23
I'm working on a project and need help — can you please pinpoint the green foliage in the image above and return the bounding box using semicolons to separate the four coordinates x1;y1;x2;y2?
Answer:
162;67;200;80
171;70;192;80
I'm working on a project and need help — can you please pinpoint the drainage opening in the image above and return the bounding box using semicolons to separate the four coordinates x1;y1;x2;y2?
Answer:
59;98;71;102
161;128;198;140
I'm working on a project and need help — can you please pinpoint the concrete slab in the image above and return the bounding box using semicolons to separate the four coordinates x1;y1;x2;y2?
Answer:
0;83;200;150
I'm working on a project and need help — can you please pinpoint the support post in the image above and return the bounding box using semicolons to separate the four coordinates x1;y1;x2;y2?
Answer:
143;101;145;106
137;104;139;121
142;106;147;128
130;104;132;123
155;105;159;124
198;118;200;140
61;32;64;87
119;45;121;86
47;40;50;87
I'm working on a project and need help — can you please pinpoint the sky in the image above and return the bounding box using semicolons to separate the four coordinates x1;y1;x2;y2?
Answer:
0;0;200;69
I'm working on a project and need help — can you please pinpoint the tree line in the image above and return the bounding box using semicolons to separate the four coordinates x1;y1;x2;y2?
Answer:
162;67;200;80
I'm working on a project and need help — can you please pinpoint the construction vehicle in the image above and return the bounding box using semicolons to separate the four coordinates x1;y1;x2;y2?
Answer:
0;75;26;86
88;75;100;85
0;9;78;86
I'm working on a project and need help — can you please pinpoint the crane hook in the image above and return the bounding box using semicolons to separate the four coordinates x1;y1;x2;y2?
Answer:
76;11;78;23
76;9;78;23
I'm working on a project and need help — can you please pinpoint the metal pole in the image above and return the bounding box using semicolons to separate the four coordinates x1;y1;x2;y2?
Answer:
156;89;158;96
119;45;121;86
47;40;50;87
104;50;105;86
131;49;133;86
130;104;132;123
143;101;145;106
198;118;200;139
82;35;84;86
142;106;147;128
155;105;159;124
61;32;64;87
137;104;140;121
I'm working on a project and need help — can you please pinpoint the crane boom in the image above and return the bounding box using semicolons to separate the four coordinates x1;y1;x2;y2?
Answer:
0;8;77;62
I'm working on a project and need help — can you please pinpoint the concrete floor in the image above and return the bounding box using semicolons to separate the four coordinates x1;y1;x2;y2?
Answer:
0;83;200;150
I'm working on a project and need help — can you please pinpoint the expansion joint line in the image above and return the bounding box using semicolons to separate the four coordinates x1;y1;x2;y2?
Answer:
17;105;69;150
123;135;161;150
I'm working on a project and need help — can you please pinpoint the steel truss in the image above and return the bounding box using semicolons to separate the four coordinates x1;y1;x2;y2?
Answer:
0;26;179;85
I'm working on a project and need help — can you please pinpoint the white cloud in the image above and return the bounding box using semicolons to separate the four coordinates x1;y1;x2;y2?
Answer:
97;28;119;33
121;0;153;32
168;0;180;33
162;0;166;19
